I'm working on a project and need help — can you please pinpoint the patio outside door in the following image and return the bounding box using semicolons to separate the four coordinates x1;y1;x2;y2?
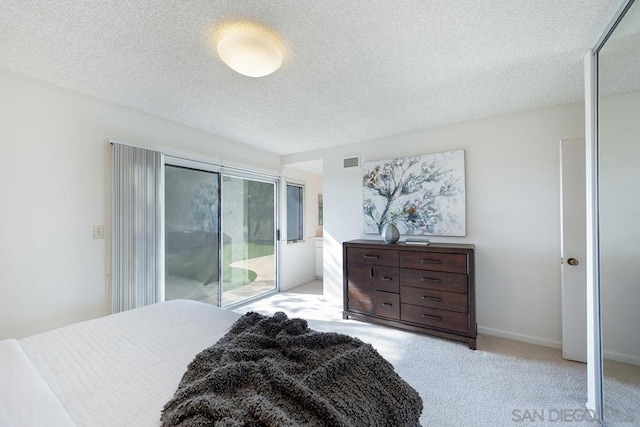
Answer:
221;175;277;306
165;164;221;304
164;161;278;307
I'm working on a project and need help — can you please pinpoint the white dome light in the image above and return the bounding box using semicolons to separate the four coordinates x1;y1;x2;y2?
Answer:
216;21;283;78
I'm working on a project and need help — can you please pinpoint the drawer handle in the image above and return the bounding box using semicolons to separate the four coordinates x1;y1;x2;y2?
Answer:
421;259;441;264
370;268;374;278
381;277;393;282
382;302;393;307
421;296;441;302
421;277;441;283
422;314;442;321
363;255;379;259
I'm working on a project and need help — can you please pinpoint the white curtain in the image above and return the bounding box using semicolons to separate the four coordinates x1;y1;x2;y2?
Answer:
111;143;163;313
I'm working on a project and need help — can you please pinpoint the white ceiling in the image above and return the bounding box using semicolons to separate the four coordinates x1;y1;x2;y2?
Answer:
0;1;625;155
285;159;323;176
599;1;640;96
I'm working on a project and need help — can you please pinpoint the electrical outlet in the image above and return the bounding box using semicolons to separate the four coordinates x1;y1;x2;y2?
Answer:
93;225;104;239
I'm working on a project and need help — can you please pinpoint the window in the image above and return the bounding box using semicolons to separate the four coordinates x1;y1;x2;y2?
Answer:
286;183;304;242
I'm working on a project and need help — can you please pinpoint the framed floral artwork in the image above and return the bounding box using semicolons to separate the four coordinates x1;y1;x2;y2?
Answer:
362;150;466;236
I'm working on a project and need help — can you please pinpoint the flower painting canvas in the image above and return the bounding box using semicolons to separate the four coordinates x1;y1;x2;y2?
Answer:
363;150;466;236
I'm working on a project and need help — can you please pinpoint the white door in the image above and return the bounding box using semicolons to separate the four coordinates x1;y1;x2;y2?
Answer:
560;138;587;363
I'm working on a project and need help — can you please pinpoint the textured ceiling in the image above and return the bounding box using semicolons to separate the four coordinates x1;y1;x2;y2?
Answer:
0;1;626;155
599;0;640;97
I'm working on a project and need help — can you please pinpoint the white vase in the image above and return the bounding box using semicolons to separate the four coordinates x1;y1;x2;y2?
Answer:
381;223;400;244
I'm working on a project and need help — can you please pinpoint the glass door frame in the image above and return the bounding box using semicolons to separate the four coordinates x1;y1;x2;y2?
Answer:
220;170;280;309
163;156;223;305
585;0;636;420
162;154;281;308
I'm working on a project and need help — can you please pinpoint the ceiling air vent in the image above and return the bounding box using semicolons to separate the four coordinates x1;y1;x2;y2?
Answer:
343;156;360;169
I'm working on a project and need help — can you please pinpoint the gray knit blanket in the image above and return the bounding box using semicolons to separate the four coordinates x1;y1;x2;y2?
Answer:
161;311;423;426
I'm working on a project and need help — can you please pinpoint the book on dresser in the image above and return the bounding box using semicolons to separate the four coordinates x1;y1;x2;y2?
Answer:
342;239;476;349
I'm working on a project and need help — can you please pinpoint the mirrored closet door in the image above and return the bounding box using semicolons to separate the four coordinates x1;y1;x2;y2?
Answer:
593;0;640;422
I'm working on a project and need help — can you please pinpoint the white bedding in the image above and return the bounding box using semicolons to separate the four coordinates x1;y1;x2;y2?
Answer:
0;339;75;427
2;300;241;427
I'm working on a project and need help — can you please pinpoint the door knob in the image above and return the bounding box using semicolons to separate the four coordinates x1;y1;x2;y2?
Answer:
567;258;579;266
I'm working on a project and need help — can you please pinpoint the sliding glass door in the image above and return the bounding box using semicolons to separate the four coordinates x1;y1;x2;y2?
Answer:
164;164;221;304
221;175;277;306
164;160;278;307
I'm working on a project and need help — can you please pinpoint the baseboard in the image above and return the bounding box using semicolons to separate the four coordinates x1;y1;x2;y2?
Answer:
478;326;562;349
479;327;640;366
604;349;640;367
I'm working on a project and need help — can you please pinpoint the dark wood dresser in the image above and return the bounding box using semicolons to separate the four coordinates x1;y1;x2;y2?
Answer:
343;240;476;349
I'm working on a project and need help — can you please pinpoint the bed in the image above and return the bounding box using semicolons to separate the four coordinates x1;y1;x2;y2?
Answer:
0;300;421;426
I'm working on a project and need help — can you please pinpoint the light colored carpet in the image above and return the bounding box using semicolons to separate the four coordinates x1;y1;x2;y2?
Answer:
234;282;640;426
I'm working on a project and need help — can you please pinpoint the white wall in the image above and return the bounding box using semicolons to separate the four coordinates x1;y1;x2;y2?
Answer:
279;166;323;291
283;102;585;348
0;70;280;340
599;90;640;365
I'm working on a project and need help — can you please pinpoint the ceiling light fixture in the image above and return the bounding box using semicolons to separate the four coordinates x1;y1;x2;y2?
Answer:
215;21;283;78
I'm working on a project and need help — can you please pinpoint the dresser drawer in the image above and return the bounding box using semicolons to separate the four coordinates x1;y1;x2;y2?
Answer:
346;263;400;293
400;251;467;273
374;266;400;293
371;291;400;319
400;286;468;313
400;269;468;294
401;304;469;334
346;264;374;313
347;247;399;267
